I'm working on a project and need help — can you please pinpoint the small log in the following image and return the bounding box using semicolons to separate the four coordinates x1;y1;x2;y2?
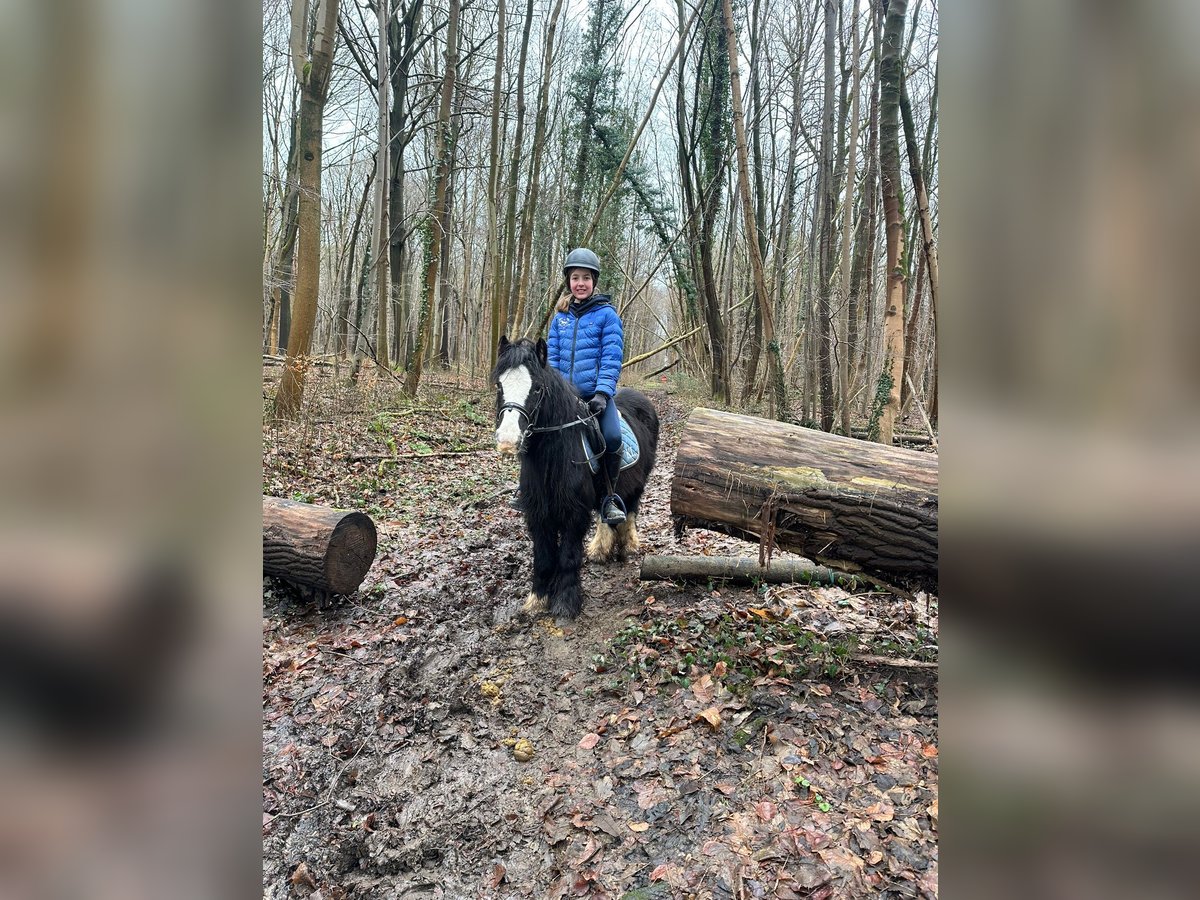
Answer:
640;554;864;589
262;497;377;595
671;409;937;593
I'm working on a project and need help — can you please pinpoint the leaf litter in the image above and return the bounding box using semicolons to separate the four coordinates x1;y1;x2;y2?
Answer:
263;366;938;898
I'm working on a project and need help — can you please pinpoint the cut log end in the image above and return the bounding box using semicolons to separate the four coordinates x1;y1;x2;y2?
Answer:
263;497;378;597
325;512;378;594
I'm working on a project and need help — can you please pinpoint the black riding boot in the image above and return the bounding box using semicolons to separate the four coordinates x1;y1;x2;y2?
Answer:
599;451;626;525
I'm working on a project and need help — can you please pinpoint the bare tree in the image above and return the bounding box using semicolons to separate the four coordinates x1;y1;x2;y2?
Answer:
872;0;907;444
722;0;787;418
276;0;341;419
403;0;460;395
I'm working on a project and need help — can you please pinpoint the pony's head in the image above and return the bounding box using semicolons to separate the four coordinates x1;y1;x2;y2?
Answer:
492;336;548;455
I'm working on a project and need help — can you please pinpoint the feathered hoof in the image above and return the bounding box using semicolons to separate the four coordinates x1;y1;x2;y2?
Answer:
587;522;617;562
522;592;548;616
616;513;640;555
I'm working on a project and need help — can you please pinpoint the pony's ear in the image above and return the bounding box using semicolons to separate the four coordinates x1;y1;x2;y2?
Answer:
499;335;510;352
536;338;548;367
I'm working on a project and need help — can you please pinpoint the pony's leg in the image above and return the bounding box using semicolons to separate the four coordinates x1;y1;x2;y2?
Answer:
548;516;589;619
586;519;617;562
614;513;639;558
524;522;557;615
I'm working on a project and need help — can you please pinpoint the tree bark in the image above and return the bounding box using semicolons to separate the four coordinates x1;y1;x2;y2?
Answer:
874;0;907;445
816;0;837;432
403;0;459;396
485;0;507;360
899;66;938;421
839;2;863;435
276;0;340;420
721;0;788;419
263;497;378;595
671;407;937;592
512;0;564;338
374;0;391;370
850;4;882;413
640;554;865;589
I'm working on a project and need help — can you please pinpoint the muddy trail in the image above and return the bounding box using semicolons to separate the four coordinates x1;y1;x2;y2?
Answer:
263;367;938;899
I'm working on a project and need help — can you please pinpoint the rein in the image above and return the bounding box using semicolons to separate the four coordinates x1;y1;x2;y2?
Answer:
528;407;596;434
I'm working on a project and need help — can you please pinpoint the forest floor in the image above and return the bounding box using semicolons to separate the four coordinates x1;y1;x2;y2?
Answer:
262;362;938;900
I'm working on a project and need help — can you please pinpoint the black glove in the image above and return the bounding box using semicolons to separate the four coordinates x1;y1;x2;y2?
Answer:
587;393;608;416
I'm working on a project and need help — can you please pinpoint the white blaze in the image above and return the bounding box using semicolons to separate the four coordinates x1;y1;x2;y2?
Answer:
495;365;533;452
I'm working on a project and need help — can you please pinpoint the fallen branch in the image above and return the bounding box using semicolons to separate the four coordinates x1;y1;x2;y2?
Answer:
850;654;937;670
349;447;490;462
640;554;864;589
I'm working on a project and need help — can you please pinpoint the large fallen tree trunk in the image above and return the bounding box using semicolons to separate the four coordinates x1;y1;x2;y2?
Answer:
671;409;937;593
263;497;378;595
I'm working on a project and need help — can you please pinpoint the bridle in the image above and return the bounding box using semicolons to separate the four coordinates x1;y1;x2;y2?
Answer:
495;369;596;451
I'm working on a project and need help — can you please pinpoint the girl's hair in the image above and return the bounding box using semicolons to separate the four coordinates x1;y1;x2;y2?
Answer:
556;296;570;313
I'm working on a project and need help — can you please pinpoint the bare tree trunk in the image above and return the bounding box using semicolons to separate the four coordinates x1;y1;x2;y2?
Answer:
899;66;938;422
387;0;424;372
336;165;374;357
512;0;565;337
722;0;787;419
873;0;907;445
815;0;837;431
501;0;535;335
403;0;459;396
485;0;507;362
373;0;390;370
277;0;340;420
850;3;881;414
839;1;862;435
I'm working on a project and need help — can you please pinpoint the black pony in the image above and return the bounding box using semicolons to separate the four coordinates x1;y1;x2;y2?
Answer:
492;336;659;619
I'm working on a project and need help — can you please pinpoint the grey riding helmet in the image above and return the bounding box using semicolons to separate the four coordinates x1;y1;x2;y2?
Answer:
562;247;601;284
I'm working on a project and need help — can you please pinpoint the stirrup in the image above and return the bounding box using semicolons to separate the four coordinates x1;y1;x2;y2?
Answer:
599;494;626;525
507;491;524;511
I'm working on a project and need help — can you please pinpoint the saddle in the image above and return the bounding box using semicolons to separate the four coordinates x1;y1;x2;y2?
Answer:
580;408;640;475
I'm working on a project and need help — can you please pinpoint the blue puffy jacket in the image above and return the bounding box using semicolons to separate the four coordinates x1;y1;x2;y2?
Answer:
547;293;624;399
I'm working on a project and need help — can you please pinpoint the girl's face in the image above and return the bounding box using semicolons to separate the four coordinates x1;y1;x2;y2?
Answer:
569;269;595;301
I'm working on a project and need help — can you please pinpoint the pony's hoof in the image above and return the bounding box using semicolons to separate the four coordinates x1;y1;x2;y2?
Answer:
521;592;548;616
616;514;640;555
587;523;616;562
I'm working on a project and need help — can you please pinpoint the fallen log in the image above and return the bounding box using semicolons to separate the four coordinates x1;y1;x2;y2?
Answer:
262;497;378;595
671;409;937;593
640;554;864;589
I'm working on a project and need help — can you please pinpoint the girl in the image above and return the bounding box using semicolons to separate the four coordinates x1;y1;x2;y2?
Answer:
547;248;626;525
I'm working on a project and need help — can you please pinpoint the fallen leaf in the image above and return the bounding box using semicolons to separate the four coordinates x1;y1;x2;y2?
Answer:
922;743;938;758
290;862;317;890
755;801;777;821
489;863;507;887
393;616;408;626
864;801;894;822
748;607;772;619
629;822;650;832
697;708;722;730
573;837;601;866
927;798;938;828
713;660;728;677
691;674;715;704
578;732;600;750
